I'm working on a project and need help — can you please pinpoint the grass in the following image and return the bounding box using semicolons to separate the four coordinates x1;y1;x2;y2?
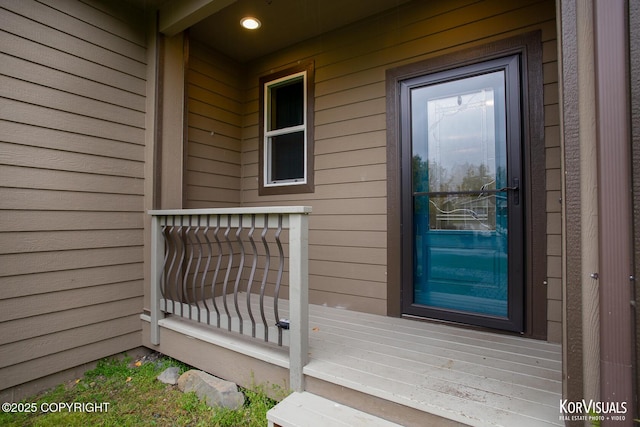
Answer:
0;353;282;427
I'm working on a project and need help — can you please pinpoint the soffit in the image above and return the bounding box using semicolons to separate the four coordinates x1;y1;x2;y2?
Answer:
189;0;410;63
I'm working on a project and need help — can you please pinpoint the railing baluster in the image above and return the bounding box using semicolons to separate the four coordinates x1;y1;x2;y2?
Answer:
273;214;284;346
233;215;245;334
200;215;212;325
222;215;233;331
160;220;169;303
191;216;204;323
166;216;179;314
210;215;222;327
175;216;187;317
183;216;195;319
245;215;258;338
259;214;271;342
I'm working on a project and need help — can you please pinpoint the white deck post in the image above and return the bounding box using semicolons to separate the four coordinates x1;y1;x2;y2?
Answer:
288;212;309;392
150;214;165;345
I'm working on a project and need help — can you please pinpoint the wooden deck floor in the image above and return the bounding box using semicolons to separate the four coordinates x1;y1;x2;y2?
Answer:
152;296;562;427
303;304;562;427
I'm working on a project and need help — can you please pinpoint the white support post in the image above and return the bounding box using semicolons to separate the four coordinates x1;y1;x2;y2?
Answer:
150;215;165;345
288;212;309;392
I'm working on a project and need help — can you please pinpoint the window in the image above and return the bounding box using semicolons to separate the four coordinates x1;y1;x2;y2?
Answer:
259;62;314;195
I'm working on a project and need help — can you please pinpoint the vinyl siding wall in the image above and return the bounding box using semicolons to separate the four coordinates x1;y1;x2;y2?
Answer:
0;0;146;397
235;0;560;337
543;36;563;343
185;40;243;208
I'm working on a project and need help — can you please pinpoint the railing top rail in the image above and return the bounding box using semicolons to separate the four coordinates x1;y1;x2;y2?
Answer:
149;206;312;216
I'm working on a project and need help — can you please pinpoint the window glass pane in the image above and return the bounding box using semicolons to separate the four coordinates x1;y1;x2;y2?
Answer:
269;78;303;130
270;131;304;181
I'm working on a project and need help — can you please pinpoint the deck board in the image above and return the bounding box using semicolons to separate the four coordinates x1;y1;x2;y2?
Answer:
165;294;562;426
303;305;562;426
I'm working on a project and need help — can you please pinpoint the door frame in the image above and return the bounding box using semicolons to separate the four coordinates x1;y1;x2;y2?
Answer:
386;32;547;338
400;55;524;331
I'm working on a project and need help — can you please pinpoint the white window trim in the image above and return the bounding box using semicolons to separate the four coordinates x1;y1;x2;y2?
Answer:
263;70;308;187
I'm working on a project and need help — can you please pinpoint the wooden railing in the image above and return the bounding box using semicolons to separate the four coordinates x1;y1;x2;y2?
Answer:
149;207;311;391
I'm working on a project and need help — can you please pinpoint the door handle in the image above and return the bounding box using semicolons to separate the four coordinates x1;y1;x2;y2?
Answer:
498;178;520;205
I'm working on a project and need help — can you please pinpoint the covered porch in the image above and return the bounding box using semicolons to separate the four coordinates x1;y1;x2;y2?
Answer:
145;1;567;424
142;207;561;426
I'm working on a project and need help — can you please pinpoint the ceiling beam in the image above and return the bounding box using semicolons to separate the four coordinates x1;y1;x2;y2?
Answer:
159;0;237;36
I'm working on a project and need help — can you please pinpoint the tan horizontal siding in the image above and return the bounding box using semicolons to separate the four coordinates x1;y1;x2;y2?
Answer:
315;150;386;172
242;181;386;201
188;156;241;179
0;298;141;346
0;165;144;194
0;0;146;394
0;230;144;254
299;198;387;216
0;211;143;232
310;230;387;249
0;315;141;368
0;75;144;128
0;188;142;211
315;97;386;126
1;264;143;299
189;141;242;165
0;29;143;96
0;282;142;323
311;246;386;266
309;290;387;315
0;3;145;79
190;128;241;153
0;143;144;178
0;246;143;278
14;0;145;60
40;0;146;47
309;276;387;299
0;52;145;111
541;16;561;342
187;171;239;190
2;333;142;390
233;0;557;314
1;121;144;161
1;99;144;144
310;215;387;232
185;40;243;208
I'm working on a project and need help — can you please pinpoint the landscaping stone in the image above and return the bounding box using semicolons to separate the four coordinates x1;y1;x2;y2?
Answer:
157;367;181;385
177;370;245;410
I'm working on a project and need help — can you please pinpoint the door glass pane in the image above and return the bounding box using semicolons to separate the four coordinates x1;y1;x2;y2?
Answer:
412;71;508;317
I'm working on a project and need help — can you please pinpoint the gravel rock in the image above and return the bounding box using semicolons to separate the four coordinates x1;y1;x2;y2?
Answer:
157;367;181;385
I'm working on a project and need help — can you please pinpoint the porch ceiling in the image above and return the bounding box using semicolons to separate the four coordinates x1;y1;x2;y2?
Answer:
189;0;411;63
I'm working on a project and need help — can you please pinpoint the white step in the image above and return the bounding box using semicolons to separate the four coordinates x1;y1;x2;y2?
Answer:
267;392;403;427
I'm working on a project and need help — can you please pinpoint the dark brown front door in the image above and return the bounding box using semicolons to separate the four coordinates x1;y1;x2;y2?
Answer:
400;55;524;332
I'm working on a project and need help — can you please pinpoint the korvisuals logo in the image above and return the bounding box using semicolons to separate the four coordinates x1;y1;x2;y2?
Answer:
559;399;628;422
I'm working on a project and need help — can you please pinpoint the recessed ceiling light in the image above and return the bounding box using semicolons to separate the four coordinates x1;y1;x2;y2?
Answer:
240;17;261;30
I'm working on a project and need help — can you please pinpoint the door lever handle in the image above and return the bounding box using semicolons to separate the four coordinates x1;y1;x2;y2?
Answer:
500;178;520;205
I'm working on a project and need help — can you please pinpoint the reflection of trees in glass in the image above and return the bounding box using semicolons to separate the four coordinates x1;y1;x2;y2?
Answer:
412;155;429;216
412;155;429;193
461;163;494;192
